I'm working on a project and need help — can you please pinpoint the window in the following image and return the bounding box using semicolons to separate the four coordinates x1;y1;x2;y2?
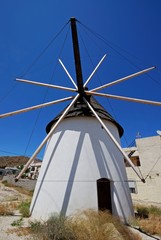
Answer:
128;180;137;194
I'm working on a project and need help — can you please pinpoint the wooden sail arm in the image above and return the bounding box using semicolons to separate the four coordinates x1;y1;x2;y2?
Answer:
90;66;156;92
0;96;74;118
58;59;78;89
16;78;77;92
86;91;161;106
83;54;106;87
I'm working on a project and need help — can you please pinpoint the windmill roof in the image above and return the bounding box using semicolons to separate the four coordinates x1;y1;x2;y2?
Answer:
46;96;124;137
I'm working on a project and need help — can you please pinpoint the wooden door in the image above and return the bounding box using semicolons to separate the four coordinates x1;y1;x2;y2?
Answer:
97;178;112;213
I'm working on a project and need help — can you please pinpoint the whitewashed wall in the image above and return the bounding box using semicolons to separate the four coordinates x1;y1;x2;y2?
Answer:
30;117;133;221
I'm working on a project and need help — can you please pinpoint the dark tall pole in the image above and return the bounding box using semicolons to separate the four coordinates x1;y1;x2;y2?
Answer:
70;18;84;98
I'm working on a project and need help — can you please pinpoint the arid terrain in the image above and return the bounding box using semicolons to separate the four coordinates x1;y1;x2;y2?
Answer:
0;181;31;240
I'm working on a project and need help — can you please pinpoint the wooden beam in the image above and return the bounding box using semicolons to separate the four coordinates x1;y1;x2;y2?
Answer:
86;91;161;106
70;18;84;97
16;78;76;92
90;66;156;92
0;96;74;118
84;54;106;87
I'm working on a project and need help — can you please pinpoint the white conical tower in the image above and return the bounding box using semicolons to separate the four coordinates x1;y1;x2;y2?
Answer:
30;96;134;222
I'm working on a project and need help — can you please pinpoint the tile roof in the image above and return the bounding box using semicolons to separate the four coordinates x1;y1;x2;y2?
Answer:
46;96;123;137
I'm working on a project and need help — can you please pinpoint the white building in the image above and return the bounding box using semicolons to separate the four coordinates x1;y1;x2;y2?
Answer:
124;135;161;206
28;162;42;180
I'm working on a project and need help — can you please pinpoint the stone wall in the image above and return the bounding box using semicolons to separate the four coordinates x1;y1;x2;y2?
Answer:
2;175;36;191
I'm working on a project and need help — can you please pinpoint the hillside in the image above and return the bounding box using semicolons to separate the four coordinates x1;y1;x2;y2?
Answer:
0;156;41;168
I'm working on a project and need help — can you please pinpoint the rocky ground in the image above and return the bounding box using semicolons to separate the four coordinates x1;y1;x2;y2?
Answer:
0;181;160;240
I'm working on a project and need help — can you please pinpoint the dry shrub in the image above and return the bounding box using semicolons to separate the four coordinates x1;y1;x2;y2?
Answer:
30;214;75;240
134;205;161;237
30;210;141;240
139;215;161;236
68;210;140;240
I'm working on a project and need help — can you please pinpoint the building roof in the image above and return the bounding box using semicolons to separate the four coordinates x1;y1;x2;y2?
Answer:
46;96;124;137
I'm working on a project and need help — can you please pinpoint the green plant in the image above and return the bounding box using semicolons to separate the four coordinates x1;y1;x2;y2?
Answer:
29;220;42;232
2;180;8;186
19;200;31;217
136;206;149;219
11;217;23;227
148;205;161;216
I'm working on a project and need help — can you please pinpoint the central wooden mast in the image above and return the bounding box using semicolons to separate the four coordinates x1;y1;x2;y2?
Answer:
70;18;85;99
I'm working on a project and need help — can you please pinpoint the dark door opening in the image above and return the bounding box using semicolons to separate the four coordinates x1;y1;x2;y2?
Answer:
97;178;112;213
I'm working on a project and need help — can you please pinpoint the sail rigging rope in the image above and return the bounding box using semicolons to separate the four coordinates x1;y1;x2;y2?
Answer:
79;21;161;89
20;20;70;78
0;81;17;104
79;21;150;71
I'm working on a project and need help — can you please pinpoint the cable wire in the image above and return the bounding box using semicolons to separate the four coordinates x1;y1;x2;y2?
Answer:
145;155;161;180
20;20;70;78
0;81;17;104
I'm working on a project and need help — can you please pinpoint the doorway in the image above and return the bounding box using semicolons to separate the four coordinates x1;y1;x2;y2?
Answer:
97;178;112;213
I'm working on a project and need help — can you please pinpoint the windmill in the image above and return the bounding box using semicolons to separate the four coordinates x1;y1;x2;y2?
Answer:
0;18;160;222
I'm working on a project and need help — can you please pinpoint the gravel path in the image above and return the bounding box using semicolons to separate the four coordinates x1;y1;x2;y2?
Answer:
0;216;30;240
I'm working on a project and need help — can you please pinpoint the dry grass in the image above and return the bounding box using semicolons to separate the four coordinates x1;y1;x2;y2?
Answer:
138;215;161;236
0;202;19;216
0;200;31;217
29;210;141;240
68;210;141;240
7;227;31;236
134;205;161;237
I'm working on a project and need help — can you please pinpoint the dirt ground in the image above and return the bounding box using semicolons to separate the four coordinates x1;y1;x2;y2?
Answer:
0;181;160;240
0;181;31;240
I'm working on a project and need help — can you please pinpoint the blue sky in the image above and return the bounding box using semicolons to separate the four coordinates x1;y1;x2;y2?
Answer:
0;0;161;159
